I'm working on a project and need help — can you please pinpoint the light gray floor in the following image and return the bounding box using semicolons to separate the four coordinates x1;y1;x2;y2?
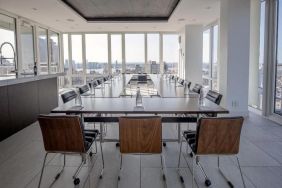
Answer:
0;112;282;188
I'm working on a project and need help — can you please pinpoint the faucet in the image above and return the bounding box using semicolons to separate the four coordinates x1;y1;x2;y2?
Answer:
0;42;18;76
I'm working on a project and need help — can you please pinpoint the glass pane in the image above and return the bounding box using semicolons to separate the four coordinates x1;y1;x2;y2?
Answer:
49;31;60;74
20;23;34;74
212;25;219;91
275;1;282;115
163;34;179;74
147;34;160;73
63;34;69;73
202;29;211;89
38;27;48;75
71;34;83;74
125;34;145;73
85;34;108;76
0;13;16;77
111;34;122;74
72;76;84;86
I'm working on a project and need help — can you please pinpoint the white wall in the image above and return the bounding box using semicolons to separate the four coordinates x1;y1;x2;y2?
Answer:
219;0;251;115
179;25;203;86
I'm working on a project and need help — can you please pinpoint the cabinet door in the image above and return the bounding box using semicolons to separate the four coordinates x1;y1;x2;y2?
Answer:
0;86;11;141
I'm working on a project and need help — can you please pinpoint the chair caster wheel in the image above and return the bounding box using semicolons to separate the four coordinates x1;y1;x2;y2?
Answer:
74;178;80;185
163;142;167;147
205;179;211;187
180;176;184;183
99;175;103;179
162;174;166;181
118;176;120;181
189;152;193;158
89;152;93;157
116;142;120;147
227;181;234;188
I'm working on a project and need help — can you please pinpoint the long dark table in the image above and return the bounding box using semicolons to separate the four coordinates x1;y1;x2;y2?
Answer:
52;97;228;143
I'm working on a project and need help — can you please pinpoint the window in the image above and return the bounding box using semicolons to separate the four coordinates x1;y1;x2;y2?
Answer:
212;25;219;91
0;13;16;77
38;27;48;75
20;22;35;74
71;34;83;74
63;34;69;73
202;29;211;89
111;34;122;74
275;0;282;115
125;34;145;73
163;34;179;74
49;31;60;74
85;34;108;76
147;34;160;74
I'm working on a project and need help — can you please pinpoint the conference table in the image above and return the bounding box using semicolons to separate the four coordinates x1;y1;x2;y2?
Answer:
52;74;229;143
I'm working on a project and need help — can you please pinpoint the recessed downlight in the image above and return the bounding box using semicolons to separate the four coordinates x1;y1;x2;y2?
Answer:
66;19;75;22
205;6;212;10
178;18;185;22
32;8;38;11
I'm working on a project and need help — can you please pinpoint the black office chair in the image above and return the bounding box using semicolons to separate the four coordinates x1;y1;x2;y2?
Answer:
191;84;202;94
78;85;90;95
61;90;77;103
178;117;245;188
205;90;222;105
185;81;192;89
38;115;104;187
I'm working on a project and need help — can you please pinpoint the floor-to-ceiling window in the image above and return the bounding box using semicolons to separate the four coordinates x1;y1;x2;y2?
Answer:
20;22;34;74
0;13;16;77
49;31;60;74
202;29;211;89
202;25;219;91
275;0;282;115
125;34;145;73
71;34;84;86
163;34;179;74
111;34;122;74
147;33;160;74
85;34;108;79
38;27;48;75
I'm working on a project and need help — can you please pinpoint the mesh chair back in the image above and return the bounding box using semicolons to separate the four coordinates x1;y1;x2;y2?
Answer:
78;85;89;94
195;117;244;155
205;90;223;105
38;115;86;153
192;84;202;94
61;90;77;103
119;117;162;154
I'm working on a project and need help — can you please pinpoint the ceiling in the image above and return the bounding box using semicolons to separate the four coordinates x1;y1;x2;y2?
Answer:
0;0;220;32
61;0;180;21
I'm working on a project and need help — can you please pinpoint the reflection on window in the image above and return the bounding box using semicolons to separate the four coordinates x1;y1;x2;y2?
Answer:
111;34;122;74
38;27;48;75
63;34;69;73
125;34;145;73
202;29;211;89
212;25;219;91
20;22;34;74
72;76;84;86
275;0;282;115
147;34;160;74
0;13;16;77
49;31;60;74
163;34;179;74
71;35;83;74
85;34;108;76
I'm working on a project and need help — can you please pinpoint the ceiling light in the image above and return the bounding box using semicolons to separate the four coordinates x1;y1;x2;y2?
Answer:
205;6;212;10
178;18;185;22
66;19;75;22
32;8;37;11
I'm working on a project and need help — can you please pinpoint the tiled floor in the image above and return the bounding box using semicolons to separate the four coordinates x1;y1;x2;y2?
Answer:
0;112;281;188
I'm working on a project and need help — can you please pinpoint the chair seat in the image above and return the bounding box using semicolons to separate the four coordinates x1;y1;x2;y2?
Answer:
84;129;99;137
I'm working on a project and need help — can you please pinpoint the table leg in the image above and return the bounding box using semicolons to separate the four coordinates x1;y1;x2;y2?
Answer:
178;122;181;143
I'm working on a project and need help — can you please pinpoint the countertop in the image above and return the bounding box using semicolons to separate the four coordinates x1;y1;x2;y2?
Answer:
0;73;65;87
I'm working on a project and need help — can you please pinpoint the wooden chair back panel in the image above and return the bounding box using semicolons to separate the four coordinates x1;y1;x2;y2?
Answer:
196;117;244;155
119;117;162;154
38;115;86;153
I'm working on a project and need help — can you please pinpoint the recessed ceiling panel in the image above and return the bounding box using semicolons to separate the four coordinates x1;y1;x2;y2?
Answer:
61;0;181;21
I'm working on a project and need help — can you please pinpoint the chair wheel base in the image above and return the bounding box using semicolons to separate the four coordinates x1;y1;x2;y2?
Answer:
74;178;80;185
180;176;184;183
205;179;211;187
227;181;234;188
163;142;167;147
189;152;193;158
116;143;120;147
